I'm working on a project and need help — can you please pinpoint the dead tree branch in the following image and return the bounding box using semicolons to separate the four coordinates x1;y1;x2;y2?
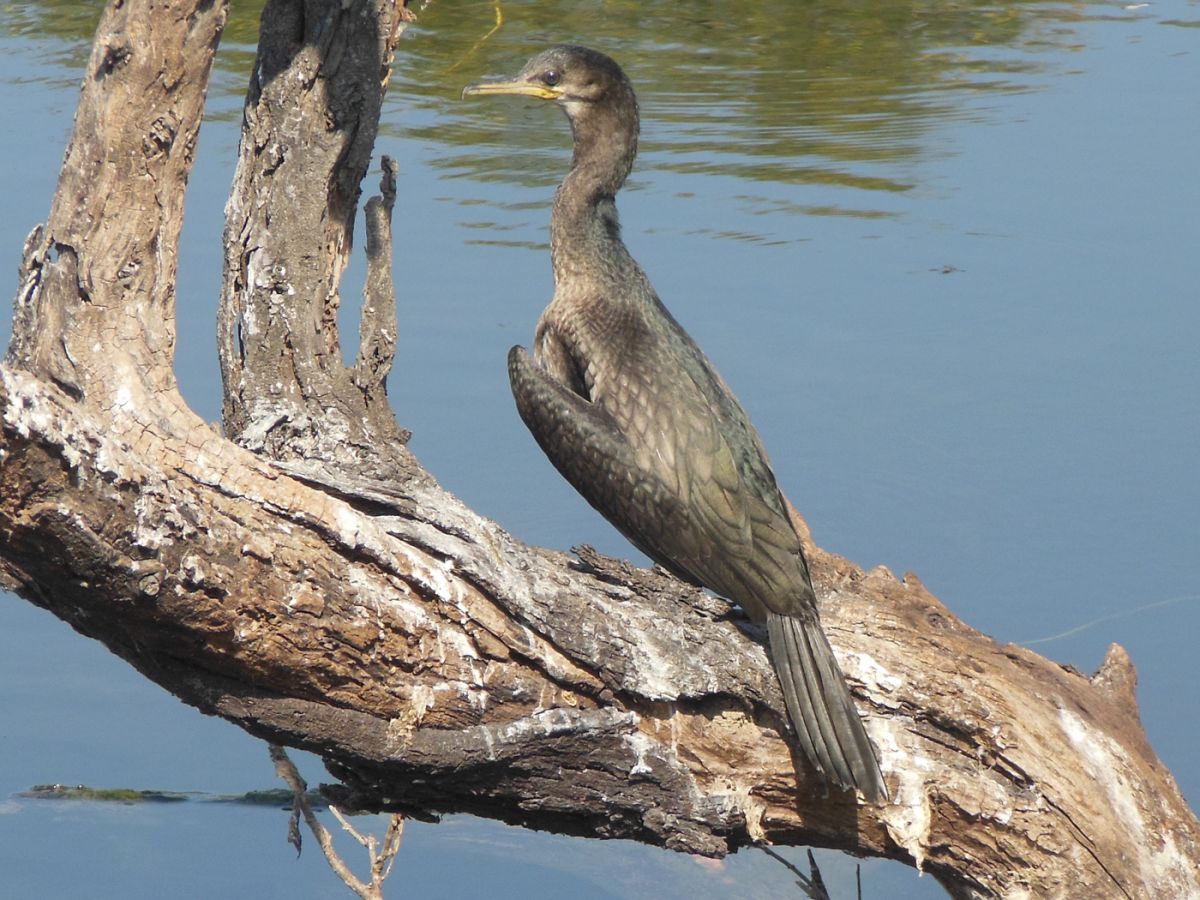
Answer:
1;0;1196;897
271;744;403;900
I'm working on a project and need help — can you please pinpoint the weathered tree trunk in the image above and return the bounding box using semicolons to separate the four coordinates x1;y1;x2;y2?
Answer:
1;1;1196;897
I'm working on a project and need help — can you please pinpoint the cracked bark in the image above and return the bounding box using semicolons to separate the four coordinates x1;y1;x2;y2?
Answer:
1;1;1197;897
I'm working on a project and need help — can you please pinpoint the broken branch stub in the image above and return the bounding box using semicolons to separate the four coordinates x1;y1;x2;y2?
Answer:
217;0;414;476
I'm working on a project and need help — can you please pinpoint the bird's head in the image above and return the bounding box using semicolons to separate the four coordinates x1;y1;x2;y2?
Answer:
463;44;637;125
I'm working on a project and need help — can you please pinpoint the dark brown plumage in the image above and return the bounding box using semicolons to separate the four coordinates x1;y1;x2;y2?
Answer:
464;45;886;801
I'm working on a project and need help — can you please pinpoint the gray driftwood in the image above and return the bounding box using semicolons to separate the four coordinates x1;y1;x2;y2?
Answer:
1;1;1196;897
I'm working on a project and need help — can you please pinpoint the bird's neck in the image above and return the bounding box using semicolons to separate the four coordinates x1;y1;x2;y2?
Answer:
550;103;638;285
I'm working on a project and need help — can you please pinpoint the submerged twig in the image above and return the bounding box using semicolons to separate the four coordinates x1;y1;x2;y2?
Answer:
1025;592;1200;645
270;744;404;900
761;845;849;900
446;0;503;72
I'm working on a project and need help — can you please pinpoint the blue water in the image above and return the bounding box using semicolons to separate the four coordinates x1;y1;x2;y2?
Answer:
2;2;1197;897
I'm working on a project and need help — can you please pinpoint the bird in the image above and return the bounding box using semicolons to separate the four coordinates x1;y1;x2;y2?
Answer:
463;45;887;802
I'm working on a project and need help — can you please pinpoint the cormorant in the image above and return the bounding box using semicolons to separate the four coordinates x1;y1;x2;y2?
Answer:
464;45;887;802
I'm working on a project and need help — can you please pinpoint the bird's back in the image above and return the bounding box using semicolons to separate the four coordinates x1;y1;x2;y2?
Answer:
535;276;817;625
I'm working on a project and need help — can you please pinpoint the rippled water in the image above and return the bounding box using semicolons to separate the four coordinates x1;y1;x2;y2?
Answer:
2;1;1197;897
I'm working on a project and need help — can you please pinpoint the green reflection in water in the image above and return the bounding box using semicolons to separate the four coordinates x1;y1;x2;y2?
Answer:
394;0;1079;202
1;0;263;114
4;0;1098;217
0;0;265;65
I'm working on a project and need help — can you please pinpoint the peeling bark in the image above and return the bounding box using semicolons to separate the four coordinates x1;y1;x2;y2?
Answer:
217;0;416;473
1;1;1197;897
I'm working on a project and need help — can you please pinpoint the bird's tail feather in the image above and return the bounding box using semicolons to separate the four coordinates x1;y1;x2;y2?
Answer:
767;611;887;802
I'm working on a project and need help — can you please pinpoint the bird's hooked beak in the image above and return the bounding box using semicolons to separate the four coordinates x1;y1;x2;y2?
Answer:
461;77;561;102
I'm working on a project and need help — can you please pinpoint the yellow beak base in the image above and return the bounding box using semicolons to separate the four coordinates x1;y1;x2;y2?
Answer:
462;79;560;101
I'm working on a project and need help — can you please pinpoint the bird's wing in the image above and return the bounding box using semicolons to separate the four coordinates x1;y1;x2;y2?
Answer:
508;344;692;572
612;318;816;621
511;339;749;597
514;314;815;621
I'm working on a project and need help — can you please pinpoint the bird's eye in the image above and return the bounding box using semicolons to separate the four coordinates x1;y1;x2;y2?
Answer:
541;70;561;87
